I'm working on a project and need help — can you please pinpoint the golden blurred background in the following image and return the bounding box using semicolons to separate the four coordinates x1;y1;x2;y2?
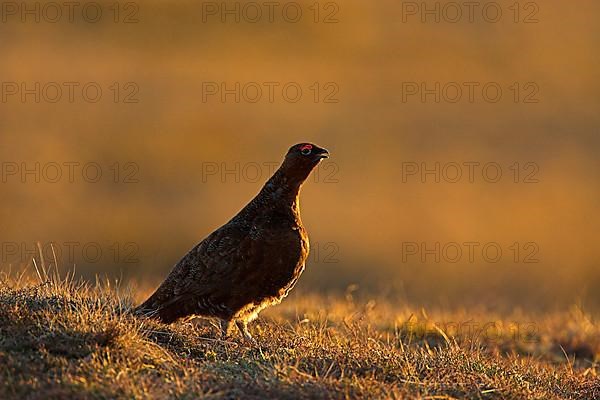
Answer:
1;0;598;312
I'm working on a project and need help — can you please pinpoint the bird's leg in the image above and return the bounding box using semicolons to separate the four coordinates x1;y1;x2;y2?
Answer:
236;320;257;344
220;319;232;339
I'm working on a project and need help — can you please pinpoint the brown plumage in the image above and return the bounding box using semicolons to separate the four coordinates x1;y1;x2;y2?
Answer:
136;143;329;342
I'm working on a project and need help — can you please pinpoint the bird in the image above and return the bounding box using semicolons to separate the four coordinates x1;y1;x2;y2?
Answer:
135;143;330;342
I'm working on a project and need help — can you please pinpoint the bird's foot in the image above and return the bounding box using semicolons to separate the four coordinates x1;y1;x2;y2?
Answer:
236;320;258;346
220;319;232;339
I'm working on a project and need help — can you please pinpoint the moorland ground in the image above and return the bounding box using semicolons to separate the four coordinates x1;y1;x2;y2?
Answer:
0;269;598;400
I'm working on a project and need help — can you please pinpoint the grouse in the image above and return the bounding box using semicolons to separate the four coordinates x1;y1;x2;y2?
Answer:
136;143;329;342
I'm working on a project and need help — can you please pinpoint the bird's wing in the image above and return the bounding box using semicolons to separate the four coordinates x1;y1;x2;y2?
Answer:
140;224;247;311
138;218;306;319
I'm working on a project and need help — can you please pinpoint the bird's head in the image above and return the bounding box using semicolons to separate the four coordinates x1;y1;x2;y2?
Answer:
285;143;329;164
278;142;330;184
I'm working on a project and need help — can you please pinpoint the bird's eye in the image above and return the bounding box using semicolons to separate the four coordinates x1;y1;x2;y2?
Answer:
300;144;313;155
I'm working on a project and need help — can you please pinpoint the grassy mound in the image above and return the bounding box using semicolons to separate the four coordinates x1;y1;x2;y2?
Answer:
0;273;598;399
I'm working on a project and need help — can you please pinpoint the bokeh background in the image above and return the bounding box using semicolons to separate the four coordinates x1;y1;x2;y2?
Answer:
1;0;598;312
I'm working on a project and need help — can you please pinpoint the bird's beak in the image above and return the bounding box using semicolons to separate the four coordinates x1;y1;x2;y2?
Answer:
316;148;330;159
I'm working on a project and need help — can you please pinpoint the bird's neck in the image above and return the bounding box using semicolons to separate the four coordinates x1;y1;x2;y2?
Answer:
236;159;314;223
260;165;308;211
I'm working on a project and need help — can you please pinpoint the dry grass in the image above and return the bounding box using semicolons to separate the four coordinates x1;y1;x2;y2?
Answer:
0;269;598;399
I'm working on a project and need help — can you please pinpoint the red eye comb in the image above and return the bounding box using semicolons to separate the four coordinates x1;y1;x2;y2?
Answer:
300;144;313;151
